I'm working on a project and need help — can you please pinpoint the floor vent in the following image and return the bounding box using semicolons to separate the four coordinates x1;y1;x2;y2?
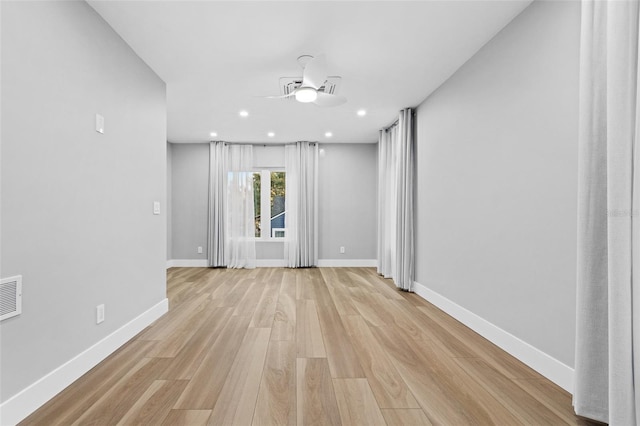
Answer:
1;275;22;321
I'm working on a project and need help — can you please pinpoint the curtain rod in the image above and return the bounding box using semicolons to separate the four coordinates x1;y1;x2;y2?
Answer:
383;108;416;132
384;120;399;131
211;141;317;147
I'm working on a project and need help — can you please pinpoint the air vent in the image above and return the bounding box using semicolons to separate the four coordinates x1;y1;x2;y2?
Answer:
1;275;22;321
279;76;342;99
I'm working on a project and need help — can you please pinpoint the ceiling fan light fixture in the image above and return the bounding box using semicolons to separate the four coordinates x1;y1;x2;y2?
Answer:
295;86;317;103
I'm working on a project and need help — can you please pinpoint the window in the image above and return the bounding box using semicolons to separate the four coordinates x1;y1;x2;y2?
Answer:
253;172;261;237
253;170;286;239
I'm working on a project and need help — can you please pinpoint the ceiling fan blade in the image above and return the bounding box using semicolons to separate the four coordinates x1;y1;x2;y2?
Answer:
260;92;295;99
313;91;347;107
302;54;328;90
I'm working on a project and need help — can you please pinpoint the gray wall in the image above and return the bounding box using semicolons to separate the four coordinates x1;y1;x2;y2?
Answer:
169;143;377;262
1;1;167;401
415;0;580;366
170;143;209;260
318;144;377;260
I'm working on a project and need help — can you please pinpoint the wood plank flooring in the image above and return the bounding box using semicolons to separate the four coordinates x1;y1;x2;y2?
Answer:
21;267;597;425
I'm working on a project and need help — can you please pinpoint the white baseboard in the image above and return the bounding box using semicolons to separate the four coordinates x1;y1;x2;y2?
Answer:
317;259;377;267
256;259;287;267
0;298;169;426
168;259;208;268
167;259;377;268
413;281;574;394
167;259;287;268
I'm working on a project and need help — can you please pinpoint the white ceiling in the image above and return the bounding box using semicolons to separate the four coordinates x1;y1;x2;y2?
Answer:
88;0;532;144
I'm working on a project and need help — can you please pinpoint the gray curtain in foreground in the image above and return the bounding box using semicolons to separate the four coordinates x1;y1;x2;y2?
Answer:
574;1;640;424
208;141;226;267
284;142;318;268
377;109;415;291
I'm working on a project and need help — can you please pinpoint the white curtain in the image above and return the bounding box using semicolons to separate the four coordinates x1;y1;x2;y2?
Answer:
284;142;318;268
208;142;256;269
377;109;415;291
208;141;226;267
225;144;256;269
574;1;640;424
378;126;397;279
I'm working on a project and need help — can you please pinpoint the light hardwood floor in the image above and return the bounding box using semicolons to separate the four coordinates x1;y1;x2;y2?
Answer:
21;267;597;425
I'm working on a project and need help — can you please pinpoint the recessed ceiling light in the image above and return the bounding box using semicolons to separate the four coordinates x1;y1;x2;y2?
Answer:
239;110;249;117
210;132;217;137
325;132;333;138
267;132;275;138
357;109;367;117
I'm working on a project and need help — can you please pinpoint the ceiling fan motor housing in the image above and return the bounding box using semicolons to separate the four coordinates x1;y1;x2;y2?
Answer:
279;76;341;98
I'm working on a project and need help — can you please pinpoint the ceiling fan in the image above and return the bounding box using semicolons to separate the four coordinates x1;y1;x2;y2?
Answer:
266;55;347;107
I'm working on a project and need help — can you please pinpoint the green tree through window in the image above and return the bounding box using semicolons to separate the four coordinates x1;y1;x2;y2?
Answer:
271;171;285;216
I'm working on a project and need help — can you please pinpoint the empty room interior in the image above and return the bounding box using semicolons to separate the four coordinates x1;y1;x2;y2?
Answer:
2;0;638;425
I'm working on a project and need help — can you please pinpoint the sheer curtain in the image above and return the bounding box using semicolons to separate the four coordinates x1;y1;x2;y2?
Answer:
208;142;256;269
225;144;256;269
284;142;318;268
377;109;415;291
573;1;640;424
208;141;226;267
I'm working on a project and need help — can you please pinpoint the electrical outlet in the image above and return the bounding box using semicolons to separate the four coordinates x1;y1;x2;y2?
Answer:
340;246;345;254
96;304;105;324
197;246;203;254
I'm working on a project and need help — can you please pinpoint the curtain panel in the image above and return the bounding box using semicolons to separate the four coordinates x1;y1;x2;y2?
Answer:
207;142;256;269
378;126;397;279
574;1;640;424
208;141;226;267
377;108;415;291
284;142;319;268
225;144;256;269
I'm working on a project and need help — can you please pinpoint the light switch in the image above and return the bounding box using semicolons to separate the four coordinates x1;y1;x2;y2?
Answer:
96;304;105;324
95;114;105;134
153;201;160;215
